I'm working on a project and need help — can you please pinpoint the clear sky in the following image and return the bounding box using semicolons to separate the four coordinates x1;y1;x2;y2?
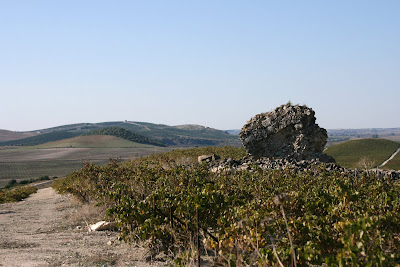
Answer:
1;1;399;131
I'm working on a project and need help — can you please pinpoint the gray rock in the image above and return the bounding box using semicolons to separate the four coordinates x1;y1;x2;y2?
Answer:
198;154;220;163
239;103;333;162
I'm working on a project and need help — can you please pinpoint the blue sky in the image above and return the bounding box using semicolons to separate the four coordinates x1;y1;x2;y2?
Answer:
1;1;399;131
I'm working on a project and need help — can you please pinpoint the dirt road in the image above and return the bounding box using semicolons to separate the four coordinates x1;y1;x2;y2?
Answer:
379;146;400;167
0;188;163;267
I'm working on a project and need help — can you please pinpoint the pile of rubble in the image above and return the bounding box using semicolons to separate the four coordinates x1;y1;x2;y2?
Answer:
203;156;400;179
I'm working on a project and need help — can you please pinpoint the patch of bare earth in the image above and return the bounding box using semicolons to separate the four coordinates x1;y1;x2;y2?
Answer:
0;188;165;267
0;129;38;142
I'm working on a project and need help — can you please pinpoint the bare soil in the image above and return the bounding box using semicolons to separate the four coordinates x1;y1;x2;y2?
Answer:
0;187;165;267
0;130;38;142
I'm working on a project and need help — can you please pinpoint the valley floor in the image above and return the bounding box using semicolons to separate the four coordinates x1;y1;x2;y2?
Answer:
0;187;164;267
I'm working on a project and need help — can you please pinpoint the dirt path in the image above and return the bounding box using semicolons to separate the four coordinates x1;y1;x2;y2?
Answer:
0;188;164;267
380;146;400;167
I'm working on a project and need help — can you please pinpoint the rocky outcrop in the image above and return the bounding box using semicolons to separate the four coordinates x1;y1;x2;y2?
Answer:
239;103;333;162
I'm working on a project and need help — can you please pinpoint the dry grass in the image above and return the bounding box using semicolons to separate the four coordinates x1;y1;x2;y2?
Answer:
60;197;109;229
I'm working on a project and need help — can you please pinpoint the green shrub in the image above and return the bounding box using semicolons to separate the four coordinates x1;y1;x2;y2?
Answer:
0;186;37;203
5;179;17;189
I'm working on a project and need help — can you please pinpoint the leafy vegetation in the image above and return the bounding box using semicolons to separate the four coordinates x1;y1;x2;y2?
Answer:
0;186;37;203
84;127;166;147
1;176;53;189
0;131;82;146
4;179;17;189
53;147;400;266
325;138;399;169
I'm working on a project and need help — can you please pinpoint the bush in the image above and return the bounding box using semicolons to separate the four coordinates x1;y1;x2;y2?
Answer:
0;186;37;204
5;179;17;189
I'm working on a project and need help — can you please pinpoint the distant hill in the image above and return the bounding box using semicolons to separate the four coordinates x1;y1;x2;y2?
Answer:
83;127;165;147
0;129;38;142
120;122;241;146
36;135;158;148
0;131;81;146
327;128;400;145
226;129;241;135
0;121;241;147
3;123;399;148
325;138;400;169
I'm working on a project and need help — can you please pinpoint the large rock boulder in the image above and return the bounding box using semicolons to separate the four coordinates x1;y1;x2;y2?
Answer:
239;103;333;162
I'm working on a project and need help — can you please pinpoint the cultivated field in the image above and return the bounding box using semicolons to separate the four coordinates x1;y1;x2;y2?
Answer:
0;136;173;188
0;129;38;142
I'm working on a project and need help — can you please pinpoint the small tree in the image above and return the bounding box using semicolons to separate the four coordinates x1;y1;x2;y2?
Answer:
5;179;17;189
357;157;376;170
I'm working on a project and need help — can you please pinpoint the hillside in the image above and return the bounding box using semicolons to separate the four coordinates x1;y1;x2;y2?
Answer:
112;122;241;146
327;128;400;145
0;129;38;142
35;135;158;149
2;121;241;147
383;148;400;171
0;131;82;146
83;127;165;147
325;138;400;169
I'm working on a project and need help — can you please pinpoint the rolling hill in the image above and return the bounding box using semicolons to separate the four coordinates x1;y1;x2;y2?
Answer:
35;135;158;149
0;131;82;146
83;127;165;147
0;121;241;147
383;149;400;170
0;129;38;142
325;138;400;169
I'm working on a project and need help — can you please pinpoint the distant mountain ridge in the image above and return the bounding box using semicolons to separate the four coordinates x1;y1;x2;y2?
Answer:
0;121;241;147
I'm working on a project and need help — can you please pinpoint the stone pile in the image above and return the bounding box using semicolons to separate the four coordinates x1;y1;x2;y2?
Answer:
208;156;342;173
206;156;400;179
